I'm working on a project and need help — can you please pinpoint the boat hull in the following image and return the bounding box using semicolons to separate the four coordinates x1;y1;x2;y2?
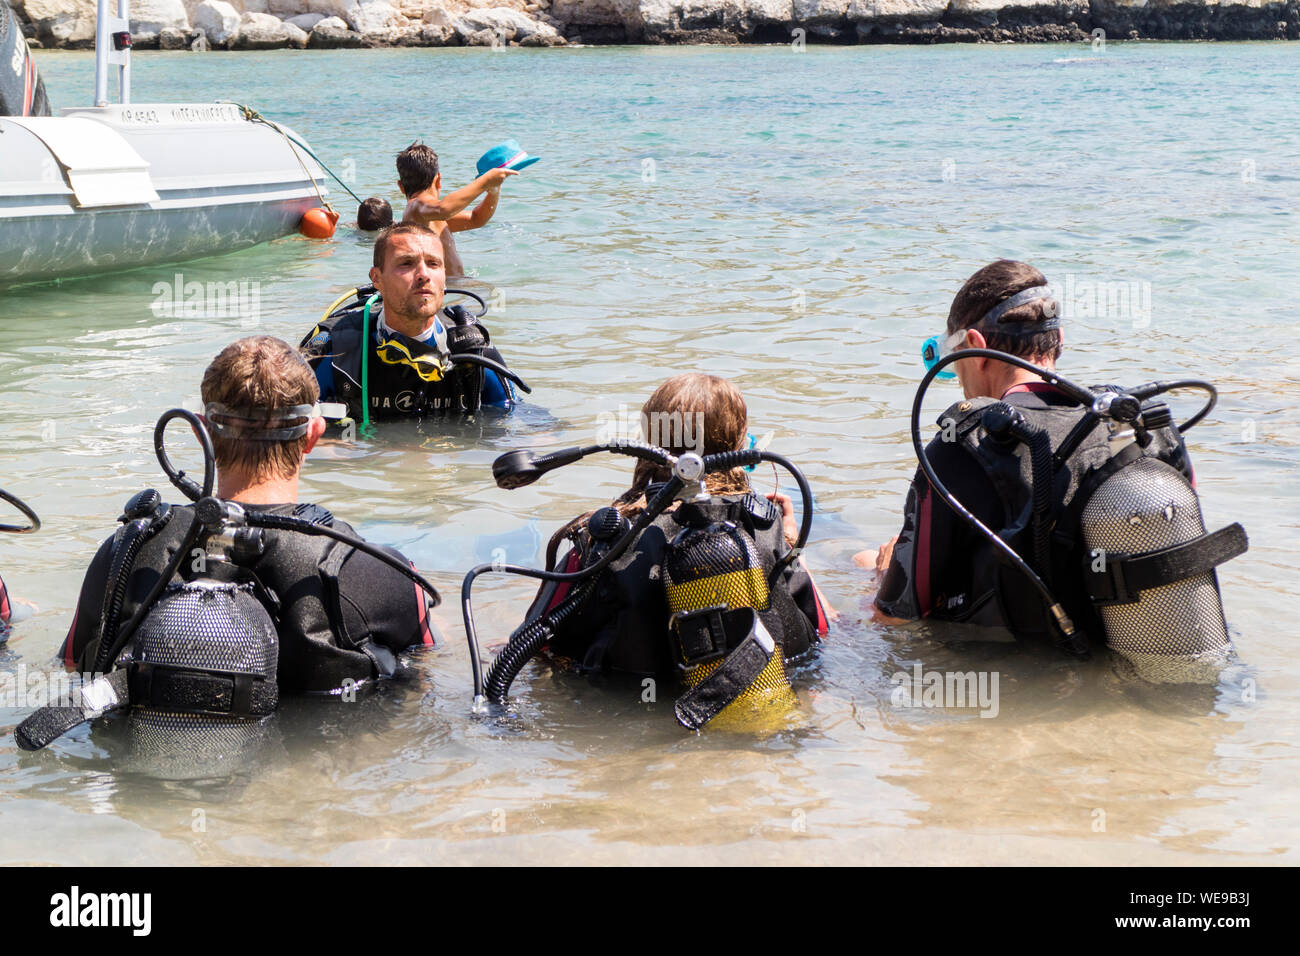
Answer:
1;104;328;286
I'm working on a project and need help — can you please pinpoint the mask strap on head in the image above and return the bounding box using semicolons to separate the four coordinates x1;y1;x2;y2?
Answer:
976;285;1062;333
205;403;319;441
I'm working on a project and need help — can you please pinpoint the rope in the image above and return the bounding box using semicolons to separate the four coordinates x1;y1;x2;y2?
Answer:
226;101;365;206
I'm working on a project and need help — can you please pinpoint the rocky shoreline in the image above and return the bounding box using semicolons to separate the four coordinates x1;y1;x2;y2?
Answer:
9;0;1300;51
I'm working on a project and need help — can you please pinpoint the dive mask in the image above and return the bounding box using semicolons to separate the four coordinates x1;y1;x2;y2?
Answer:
921;329;966;381
375;334;452;383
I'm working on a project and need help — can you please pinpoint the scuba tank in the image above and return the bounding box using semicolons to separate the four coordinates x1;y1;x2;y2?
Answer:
467;442;817;731
663;503;797;728
15;408;460;757
913;348;1247;681
1079;454;1234;682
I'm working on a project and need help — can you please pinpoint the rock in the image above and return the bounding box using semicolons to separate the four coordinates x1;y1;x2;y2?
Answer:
130;0;190;35
21;0;98;47
285;11;326;29
454;6;562;42
420;20;456;43
308;13;367;44
193;0;240;44
849;0;949;19
465;26;497;43
421;3;453;27
267;0;310;15
283;19;310;44
235;9;291;45
792;0;850;23
343;0;407;33
306;0;353;18
158;25;189;46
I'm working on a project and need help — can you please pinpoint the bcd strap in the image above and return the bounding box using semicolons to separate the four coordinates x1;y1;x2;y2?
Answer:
1086;523;1248;606
14;669;130;751
127;664;278;718
673;608;776;731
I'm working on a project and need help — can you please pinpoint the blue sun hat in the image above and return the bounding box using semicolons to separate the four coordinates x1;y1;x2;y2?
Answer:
476;140;541;177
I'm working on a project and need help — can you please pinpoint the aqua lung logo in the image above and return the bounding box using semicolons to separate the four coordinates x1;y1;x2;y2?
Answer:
395;391;416;412
49;886;151;936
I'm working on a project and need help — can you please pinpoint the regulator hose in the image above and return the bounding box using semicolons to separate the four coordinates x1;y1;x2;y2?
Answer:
449;353;532;394
0;489;40;534
154;408;215;502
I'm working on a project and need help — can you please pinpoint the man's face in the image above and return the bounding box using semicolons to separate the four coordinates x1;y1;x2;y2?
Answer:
370;232;446;329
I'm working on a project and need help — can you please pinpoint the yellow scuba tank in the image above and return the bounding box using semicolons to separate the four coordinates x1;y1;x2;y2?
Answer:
663;505;797;730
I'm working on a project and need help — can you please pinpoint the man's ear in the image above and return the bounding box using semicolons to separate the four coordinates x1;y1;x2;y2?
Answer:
369;264;382;288
434;172;441;193
966;328;989;369
303;416;328;455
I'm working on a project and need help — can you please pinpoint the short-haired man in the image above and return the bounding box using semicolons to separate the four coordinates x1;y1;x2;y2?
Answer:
60;336;435;693
302;222;517;422
864;259;1200;644
396;142;515;277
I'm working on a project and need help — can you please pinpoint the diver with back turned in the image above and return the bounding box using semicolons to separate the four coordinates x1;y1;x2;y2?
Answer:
464;373;831;730
16;336;438;752
301;222;528;428
862;260;1247;680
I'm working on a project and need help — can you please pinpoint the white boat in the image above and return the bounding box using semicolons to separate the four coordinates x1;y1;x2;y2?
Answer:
0;0;331;287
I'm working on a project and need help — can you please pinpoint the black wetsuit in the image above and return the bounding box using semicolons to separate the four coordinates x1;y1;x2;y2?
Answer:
59;502;435;694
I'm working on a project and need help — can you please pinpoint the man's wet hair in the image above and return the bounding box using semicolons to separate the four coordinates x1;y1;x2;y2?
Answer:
357;197;393;231
948;259;1063;362
373;221;441;270
397;142;439;198
202;336;319;482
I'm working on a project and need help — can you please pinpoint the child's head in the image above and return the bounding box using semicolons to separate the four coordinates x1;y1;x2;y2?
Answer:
357;197;393;231
397;142;440;198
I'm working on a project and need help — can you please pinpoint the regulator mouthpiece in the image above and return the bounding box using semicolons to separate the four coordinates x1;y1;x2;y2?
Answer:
492;447;585;489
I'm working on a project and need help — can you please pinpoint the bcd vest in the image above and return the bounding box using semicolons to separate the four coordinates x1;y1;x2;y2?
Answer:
535;491;818;676
302;304;511;421
76;502;402;695
936;392;1205;644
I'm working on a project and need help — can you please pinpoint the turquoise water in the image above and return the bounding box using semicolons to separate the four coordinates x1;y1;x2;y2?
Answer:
1;42;1297;863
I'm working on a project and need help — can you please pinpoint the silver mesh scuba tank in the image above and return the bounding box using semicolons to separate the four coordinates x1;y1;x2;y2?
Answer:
1081;453;1235;683
120;578;279;773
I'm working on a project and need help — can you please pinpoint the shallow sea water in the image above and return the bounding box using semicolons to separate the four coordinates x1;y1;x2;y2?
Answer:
0;41;1297;864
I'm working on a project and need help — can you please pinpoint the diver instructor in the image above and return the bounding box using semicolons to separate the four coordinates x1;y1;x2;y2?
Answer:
60;336;435;693
302;222;516;422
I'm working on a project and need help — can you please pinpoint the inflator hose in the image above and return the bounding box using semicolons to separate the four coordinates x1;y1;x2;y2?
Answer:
482;577;598;704
449;353;532;394
93;511;174;673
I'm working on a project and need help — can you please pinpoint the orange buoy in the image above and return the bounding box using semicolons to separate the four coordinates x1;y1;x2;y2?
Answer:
299;207;340;239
